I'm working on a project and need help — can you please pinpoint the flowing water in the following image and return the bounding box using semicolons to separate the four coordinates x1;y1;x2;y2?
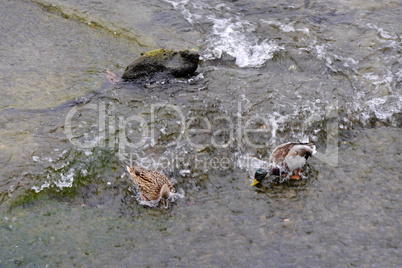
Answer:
1;0;401;266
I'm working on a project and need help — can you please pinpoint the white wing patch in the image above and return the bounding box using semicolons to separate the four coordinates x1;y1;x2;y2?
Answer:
285;154;307;171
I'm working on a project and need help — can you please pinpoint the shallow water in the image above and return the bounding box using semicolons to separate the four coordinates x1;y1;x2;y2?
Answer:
1;0;401;267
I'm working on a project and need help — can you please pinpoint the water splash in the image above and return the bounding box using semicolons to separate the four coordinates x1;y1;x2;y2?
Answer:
236;153;269;180
31;168;78;193
134;188;185;208
365;95;402;121
203;18;284;67
164;0;284;68
31;180;51;193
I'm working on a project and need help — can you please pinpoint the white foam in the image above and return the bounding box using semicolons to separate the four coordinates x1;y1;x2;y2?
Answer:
366;95;402;120
164;0;204;24
363;71;394;91
54;168;75;188
165;0;284;68
179;169;191;177
261;20;310;35
367;23;397;40
135;188;185;208
84;151;93;156
203;18;284;67
31;180;51;193
31;168;76;193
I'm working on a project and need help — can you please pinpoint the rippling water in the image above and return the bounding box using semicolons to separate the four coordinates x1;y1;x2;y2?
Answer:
1;0;401;266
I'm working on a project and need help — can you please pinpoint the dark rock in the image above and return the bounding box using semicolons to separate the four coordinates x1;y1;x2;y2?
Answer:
122;48;199;82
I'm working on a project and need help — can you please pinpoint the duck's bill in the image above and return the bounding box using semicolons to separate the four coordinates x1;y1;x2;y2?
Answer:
250;179;260;186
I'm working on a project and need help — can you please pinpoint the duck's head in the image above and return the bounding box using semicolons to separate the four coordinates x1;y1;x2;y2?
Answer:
159;184;172;208
250;168;270;186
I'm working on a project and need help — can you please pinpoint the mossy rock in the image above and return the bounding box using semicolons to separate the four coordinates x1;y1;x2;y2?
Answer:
122;48;199;82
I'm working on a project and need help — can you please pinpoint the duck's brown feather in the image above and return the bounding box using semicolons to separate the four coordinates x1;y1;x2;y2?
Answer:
127;166;174;201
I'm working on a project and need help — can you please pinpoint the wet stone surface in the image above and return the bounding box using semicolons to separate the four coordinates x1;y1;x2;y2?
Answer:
121;49;199;83
0;0;401;267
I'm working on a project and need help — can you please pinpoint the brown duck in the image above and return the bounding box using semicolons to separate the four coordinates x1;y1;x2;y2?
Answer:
126;165;175;207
